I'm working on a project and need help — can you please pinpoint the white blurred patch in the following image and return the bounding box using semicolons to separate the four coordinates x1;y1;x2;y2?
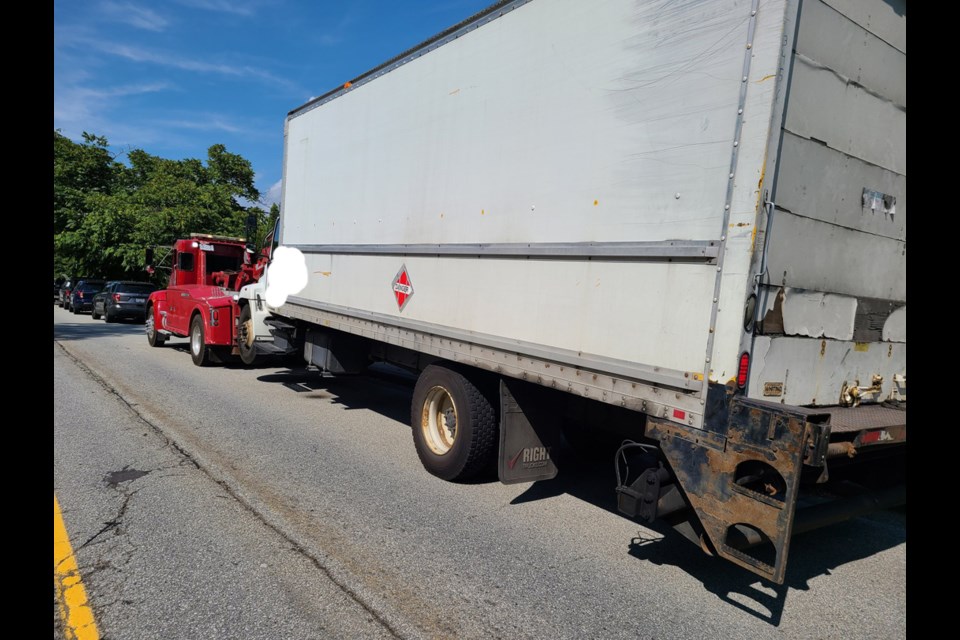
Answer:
265;246;308;308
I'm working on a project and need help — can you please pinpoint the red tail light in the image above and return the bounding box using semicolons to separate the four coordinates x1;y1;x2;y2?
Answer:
113;293;122;302
78;292;84;299
737;352;750;389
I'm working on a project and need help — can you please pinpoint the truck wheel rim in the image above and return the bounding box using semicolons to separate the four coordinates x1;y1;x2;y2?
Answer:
146;310;155;337
421;386;457;455
191;325;202;355
241;318;254;348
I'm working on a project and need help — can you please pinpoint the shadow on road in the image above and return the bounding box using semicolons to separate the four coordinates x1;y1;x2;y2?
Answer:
509;450;906;626
219;363;909;626
624;507;904;625
256;365;416;426
54;316;145;341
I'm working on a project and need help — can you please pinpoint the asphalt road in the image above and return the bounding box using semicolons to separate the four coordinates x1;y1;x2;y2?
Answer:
53;305;907;639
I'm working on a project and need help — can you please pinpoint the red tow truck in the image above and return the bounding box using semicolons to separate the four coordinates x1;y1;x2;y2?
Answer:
145;231;272;366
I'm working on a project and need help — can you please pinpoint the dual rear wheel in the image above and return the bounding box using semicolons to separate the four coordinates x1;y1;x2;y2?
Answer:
411;364;498;481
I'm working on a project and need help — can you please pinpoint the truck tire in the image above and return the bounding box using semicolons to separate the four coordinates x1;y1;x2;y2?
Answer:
190;314;212;366
411;364;498;481
146;306;167;347
238;304;258;365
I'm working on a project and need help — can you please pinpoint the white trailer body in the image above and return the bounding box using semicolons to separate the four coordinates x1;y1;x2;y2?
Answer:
266;0;906;584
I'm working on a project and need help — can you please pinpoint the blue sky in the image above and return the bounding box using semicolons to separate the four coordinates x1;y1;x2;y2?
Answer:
54;0;493;209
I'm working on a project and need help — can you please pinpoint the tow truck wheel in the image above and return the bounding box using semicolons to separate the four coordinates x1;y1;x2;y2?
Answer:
190;315;212;366
410;364;498;482
146;306;167;347
238;304;258;365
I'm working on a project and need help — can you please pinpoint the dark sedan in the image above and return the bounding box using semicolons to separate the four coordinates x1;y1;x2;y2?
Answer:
92;281;157;322
69;279;106;314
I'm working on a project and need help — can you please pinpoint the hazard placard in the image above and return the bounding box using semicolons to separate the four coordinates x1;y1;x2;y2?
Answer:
392;265;414;311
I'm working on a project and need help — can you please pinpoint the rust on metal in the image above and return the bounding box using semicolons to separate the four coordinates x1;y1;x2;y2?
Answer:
646;398;832;584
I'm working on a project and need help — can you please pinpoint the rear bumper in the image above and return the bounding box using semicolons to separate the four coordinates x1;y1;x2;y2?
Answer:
818;404;906;450
106;302;147;318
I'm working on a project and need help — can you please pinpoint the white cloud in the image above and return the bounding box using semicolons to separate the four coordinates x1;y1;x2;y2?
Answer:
313;8;360;48
265;180;282;207
54;81;173;135
82;39;299;91
174;0;268;17
238;179;281;212
99;2;169;31
157;117;244;134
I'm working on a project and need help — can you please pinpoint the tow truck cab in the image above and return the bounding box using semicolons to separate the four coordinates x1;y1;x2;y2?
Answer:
146;234;259;364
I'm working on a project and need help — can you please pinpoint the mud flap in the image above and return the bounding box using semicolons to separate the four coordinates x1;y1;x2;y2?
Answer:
498;379;560;484
646;397;830;584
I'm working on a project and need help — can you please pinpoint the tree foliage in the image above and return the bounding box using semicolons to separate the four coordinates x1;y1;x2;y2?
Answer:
54;131;273;282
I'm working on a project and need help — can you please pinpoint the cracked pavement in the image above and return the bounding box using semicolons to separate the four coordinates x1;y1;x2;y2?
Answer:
54;341;396;640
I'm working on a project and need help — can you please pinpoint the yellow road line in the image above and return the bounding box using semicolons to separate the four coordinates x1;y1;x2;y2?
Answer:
54;495;100;640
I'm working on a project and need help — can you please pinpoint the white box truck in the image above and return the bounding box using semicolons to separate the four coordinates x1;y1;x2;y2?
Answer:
242;0;905;583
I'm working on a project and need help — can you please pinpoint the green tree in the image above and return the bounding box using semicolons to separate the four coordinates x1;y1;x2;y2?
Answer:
54;131;124;277
54;131;269;282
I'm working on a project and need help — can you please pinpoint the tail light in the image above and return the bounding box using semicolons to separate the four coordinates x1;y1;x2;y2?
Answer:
78;292;84;299
113;293;122;302
737;352;750;389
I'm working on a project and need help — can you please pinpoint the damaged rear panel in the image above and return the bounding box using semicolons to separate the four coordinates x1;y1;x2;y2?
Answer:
747;0;906;408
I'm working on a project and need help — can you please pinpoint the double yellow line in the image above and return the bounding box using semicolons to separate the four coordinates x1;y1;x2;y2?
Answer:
54;496;100;640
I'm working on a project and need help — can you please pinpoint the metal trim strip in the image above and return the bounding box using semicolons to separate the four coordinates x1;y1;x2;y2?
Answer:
289;241;719;261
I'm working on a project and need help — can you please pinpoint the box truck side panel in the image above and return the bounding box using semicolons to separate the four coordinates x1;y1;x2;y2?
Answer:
282;0;784;391
296;253;716;377
284;0;752;247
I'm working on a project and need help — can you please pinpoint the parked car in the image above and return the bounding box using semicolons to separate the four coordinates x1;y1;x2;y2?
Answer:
91;281;157;322
69;279;106;314
58;280;73;308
